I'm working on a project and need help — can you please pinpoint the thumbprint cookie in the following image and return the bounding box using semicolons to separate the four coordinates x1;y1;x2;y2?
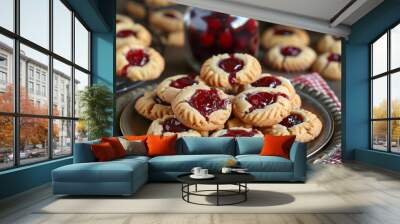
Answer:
156;74;202;103
312;52;341;80
263;109;322;143
171;85;232;131
147;115;203;137
116;44;165;81
149;9;184;33
265;45;316;72
134;91;173;120
317;35;341;54
261;25;310;49
211;127;263;137
116;23;151;48
233;87;292;127
200;53;261;89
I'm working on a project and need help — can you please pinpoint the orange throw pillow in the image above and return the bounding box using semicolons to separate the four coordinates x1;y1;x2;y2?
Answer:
101;137;126;158
146;135;177;157
91;142;117;162
124;135;147;141
259;135;296;159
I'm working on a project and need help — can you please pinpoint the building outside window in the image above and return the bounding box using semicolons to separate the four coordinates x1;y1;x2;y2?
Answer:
370;22;400;154
0;0;91;170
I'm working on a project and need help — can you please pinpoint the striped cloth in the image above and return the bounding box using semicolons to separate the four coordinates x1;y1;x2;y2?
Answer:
291;73;342;164
291;72;341;109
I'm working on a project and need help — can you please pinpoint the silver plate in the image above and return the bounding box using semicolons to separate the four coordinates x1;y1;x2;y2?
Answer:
119;83;341;159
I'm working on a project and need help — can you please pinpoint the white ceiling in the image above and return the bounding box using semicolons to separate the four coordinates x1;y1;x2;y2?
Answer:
172;0;383;37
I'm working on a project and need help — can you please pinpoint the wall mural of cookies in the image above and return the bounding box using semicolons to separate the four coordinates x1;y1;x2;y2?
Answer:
116;0;342;164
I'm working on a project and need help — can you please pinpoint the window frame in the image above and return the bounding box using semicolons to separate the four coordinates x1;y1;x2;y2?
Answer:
0;0;92;171
370;20;400;154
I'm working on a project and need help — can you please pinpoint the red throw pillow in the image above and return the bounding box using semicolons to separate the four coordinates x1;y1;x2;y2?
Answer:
101;137;126;158
146;135;177;157
259;135;296;159
91;142;118;162
124;135;147;141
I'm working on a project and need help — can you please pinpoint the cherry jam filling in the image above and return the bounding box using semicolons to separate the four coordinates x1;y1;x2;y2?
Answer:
120;49;150;76
274;28;294;36
327;53;341;62
188;89;228;119
279;114;304;128
154;95;169;106
251;76;282;88
280;46;301;57
218;56;244;85
221;129;259;137
117;30;137;38
246;92;288;113
170;76;198;89
163;12;177;19
162;118;189;133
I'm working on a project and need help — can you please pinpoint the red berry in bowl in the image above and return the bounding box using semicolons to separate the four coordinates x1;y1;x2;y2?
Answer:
207;17;221;31
219;31;233;49
200;32;214;47
246;19;258;33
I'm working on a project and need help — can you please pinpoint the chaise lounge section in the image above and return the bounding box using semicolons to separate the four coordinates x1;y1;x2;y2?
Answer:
52;137;307;196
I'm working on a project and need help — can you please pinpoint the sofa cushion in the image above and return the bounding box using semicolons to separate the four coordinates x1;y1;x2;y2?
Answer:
236;155;293;172
149;154;235;172
235;137;263;155
179;137;235;155
53;158;147;183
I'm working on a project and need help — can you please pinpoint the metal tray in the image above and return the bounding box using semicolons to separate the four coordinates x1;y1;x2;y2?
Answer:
118;83;341;158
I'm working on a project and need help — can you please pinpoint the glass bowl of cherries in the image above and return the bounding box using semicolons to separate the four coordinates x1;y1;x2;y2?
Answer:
184;7;259;70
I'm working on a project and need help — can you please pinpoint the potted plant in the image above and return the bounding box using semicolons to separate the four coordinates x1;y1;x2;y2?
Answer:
79;84;113;140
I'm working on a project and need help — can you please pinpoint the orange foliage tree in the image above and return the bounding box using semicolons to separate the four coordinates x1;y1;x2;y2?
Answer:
0;85;59;151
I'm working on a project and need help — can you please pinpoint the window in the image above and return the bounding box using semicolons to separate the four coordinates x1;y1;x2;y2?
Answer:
0;0;91;170
0;54;8;88
371;23;400;154
28;81;34;94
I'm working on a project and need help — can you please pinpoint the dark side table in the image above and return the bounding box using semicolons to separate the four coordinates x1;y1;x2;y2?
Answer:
177;173;255;206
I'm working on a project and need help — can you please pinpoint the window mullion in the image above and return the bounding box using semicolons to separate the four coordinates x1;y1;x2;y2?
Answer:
71;11;76;155
13;0;21;167
48;0;54;160
387;30;391;152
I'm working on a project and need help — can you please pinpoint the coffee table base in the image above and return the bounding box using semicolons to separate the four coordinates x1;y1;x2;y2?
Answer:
181;183;248;206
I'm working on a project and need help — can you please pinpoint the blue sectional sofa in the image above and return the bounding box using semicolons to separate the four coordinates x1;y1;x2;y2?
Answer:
52;137;307;196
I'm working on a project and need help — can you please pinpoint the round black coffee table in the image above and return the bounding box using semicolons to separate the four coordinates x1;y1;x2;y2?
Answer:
177;173;255;206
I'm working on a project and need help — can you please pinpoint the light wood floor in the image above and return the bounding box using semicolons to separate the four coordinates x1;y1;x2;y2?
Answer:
1;162;400;224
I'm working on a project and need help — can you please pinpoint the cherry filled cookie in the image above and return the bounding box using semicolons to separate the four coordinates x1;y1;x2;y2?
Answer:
317;35;341;54
116;14;134;25
147;115;203;137
226;117;253;129
200;53;261;89
156;74;201;103
211;127;263;137
134;91;174;120
171;85;232;131
116;23;151;48
149;9;184;33
263;109;322;143
244;73;296;98
233;87;292;127
116;45;165;81
266;45;316;72
261;25;310;49
312;52;341;80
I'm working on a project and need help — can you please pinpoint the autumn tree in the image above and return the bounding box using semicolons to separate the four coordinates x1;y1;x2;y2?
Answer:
0;85;60;152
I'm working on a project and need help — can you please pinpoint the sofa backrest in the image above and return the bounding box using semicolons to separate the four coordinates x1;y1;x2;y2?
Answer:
235;137;264;155
73;140;100;163
178;137;236;155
